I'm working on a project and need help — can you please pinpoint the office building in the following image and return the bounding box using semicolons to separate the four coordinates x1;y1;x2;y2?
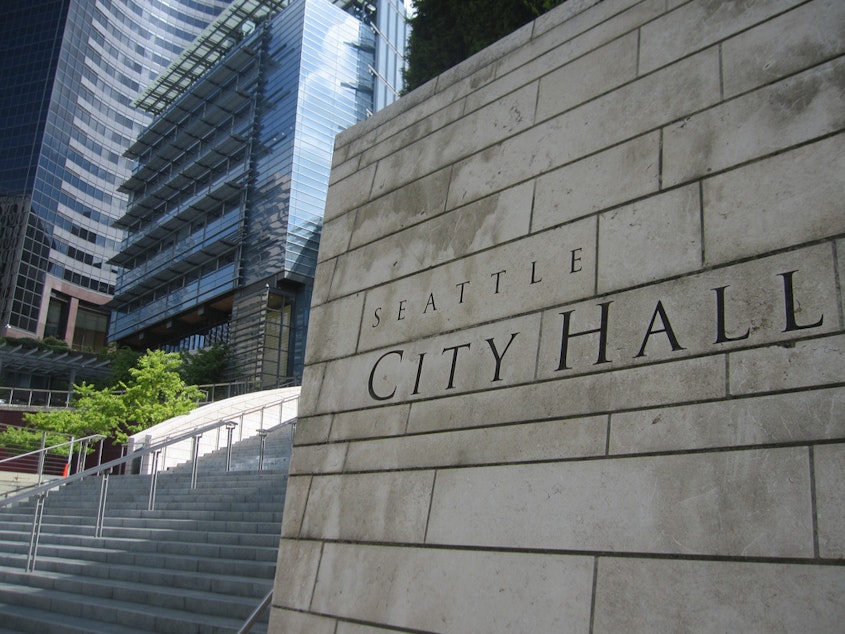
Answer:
0;0;233;379
109;0;407;387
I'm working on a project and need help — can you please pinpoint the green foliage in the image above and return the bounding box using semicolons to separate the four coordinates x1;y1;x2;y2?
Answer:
120;350;203;440
403;0;567;92
97;345;142;388
0;426;71;456
179;343;228;386
16;349;203;445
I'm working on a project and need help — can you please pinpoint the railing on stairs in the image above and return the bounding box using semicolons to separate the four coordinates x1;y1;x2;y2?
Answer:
132;389;299;474
0;418;251;573
0;432;107;497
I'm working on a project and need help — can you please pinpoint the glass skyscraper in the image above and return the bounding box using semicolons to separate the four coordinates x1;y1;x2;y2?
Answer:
0;0;231;363
109;0;407;387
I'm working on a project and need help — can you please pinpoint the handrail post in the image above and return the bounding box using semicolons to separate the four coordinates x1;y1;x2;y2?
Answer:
148;450;161;511
224;421;237;472
190;434;202;489
25;492;47;572
65;435;75;477
77;438;89;473
36;432;47;486
95;473;109;538
257;430;268;472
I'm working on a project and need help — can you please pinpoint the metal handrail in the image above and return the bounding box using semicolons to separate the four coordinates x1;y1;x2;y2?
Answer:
1;420;231;509
238;589;273;634
3;418;241;572
130;389;299;473
0;433;106;468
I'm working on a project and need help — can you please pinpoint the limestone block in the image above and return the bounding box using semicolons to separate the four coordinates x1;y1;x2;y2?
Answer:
536;31;638;122
722;0;845;98
426;447;813;557
597;184;701;293
271;538;322;611
639;0;803;74
293;414;332;446
309;256;335;305
297;363;324;416
299;471;434;542
406;356;726;434
537;244;839;374
314;212;354;263
323;162;376;222
814;442;845;558
482;0;662;115
533;132;660;229
289;441;347;475
839;239;845;321
303;293;364;364
729;334;845;396
702;134;845;266
352;98;466;172
328;404;409;441
610;387;845;454
310;543;594;633
370;83;538;200
447;48;719;209
662;57;845;188
268;609;336;634
357;214;593;351
533;0;641;39
327;146;358;185
280;475;310;537
344;415;607;471
593;557;845;632
348;167;450;250
337;623;401;634
328;182;538;301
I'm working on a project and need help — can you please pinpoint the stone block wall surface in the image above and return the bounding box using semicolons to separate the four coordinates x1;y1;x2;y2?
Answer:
270;0;845;631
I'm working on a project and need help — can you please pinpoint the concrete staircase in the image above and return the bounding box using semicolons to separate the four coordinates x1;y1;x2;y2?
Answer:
0;423;294;633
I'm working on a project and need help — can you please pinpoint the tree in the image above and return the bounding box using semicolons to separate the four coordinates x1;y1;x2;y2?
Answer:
403;0;567;92
1;350;203;452
120;350;203;440
179;343;228;386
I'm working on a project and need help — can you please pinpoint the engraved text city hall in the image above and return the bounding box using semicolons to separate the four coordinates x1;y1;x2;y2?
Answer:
365;244;824;401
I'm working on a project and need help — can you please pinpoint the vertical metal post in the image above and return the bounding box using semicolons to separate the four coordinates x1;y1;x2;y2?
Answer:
65;436;75;477
224;421;237;472
190;434;202;490
77;439;89;473
258;430;268;472
148;450;161;511
97;439;104;467
95;473;109;538
36;432;47;485
25;492;47;572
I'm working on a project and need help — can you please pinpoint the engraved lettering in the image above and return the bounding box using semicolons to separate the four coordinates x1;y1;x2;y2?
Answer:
780;270;824;332
442;343;471;390
368;350;403;401
556;301;612;371
713;285;749;344
485;332;519;382
635;301;685;358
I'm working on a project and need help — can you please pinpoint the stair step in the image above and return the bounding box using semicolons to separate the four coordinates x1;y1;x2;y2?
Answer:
0;565;270;618
0;582;251;633
0;601;148;634
0;406;292;632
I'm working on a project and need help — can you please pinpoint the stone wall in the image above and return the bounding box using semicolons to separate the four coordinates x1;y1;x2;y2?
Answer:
270;0;845;630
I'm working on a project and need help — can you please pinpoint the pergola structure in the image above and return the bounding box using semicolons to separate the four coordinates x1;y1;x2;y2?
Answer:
0;344;112;388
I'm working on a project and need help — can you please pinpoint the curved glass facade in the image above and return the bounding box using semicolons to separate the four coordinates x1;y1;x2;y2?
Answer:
111;0;406;385
0;0;229;349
